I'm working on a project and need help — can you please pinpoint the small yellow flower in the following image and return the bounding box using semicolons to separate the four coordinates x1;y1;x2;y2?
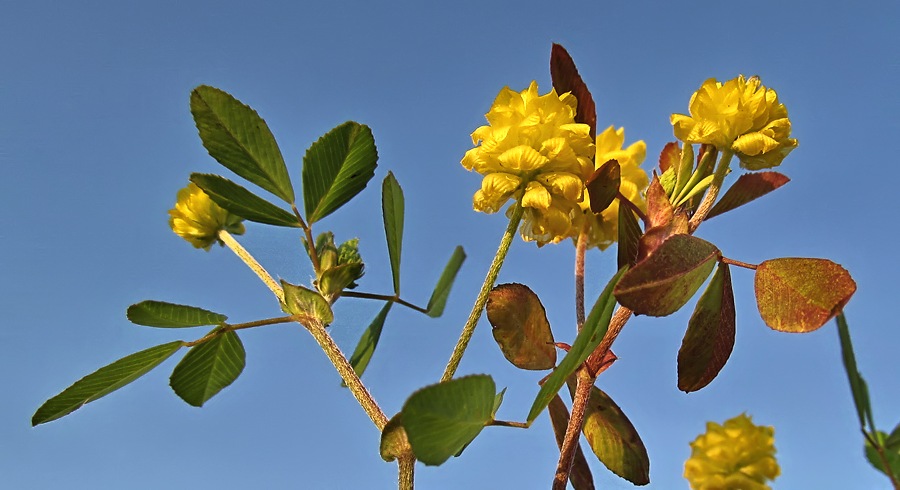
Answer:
684;414;780;490
580;126;649;250
168;182;245;250
671;76;797;170
462;81;595;245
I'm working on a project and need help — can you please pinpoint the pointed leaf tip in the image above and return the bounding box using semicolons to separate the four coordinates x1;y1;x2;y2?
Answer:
550;44;596;138
426;246;466;317
706;171;790;220
382;172;405;294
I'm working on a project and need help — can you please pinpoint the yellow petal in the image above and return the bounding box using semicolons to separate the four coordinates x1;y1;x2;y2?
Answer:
498;145;550;171
521;181;551;210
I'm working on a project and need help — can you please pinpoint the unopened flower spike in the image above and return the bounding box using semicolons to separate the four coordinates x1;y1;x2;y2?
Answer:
461;81;595;245
671;75;797;170
684;413;780;490
579;125;649;250
168;182;245;250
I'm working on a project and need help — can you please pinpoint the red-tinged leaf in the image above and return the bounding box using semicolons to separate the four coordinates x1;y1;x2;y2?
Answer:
617;205;642;269
658;142;680;172
550;44;596;138
548;395;596;490
586;160;620;214
580;386;650;485
706;172;791;220
487;283;556;370
755;258;856;332
635;212;688;262
677;263;736;392
614;234;719;317
646;175;673;228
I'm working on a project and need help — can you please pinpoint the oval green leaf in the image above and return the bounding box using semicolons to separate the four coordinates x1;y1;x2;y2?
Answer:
302;121;378;223
755;258;856;332
127;300;227;328
580;386;650;485
706;171;790;221
382;172;404;294
426;246;466;318
401;375;496;466
614;234;719;317
548;394;596;490
486;283;556;370
190;86;294;203
190;173;300;227
528;267;627;423
677;263;735;392
282;280;334;324
170;330;245;407
32;341;183;425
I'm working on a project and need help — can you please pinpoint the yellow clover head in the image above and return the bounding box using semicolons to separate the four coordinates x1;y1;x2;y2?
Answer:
579;126;649;250
462;81;595;245
671;75;797;170
684;413;780;490
168;182;245;250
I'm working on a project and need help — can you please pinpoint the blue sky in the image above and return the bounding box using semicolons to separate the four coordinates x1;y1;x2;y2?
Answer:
3;1;898;488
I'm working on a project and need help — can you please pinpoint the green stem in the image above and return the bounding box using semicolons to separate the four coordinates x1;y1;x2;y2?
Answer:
183;315;298;347
440;201;524;382
218;230;285;304
341;291;428;314
688;149;733;233
398;455;415;490
301;318;389;430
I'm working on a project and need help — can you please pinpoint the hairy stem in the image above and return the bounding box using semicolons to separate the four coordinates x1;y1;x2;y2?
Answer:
182;315;298;347
553;370;593;490
302;318;389;430
398;454;415;490
689;149;734;233
574;226;588;328
218;230;285;304
440;201;524;382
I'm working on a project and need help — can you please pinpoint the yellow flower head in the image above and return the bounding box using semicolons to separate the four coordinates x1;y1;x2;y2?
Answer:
168;182;245;250
580;126;649;250
684;414;780;490
671;76;797;170
462;81;595;245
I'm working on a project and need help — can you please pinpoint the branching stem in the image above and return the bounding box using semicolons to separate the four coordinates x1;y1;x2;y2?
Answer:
689;149;733;232
341;290;428;314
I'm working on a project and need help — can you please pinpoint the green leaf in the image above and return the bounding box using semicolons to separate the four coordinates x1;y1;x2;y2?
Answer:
673;142;694;199
585;160;620;214
865;426;900;479
836;313;876;432
190;173;300;227
190;86;294;203
346;302;393;382
382;172;404;294
527;267;627;423
426;246;466;318
127;300;227;328
401;375;496;466
755;258;856;332
706;171;790;220
170;330;245;407
580;386;650;485
548;394;596;490
617;205;642;270
674;145;715;206
302;122;378;223
550;43;596;138
614;234;719;317
281;280;334;324
677;263;736;392
32;341;183;425
486;283;556;370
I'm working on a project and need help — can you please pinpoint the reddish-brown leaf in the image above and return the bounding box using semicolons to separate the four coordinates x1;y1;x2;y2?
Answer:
586;160;620;214
550;44;597;138
677;263;736;392
706;172;790;220
614;234;719;317
487;283;556;370
658;142;680;173
755;258;856;332
646;175;673;229
635;211;688;262
548;395;596;490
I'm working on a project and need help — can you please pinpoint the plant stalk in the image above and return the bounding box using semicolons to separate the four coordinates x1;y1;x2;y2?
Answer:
218;230;285;304
398;454;415;490
688;149;733;233
440;201;524;382
553;369;594;490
